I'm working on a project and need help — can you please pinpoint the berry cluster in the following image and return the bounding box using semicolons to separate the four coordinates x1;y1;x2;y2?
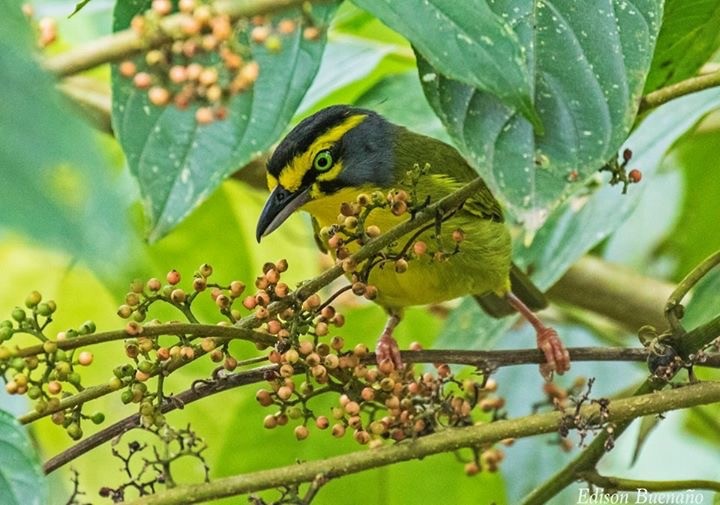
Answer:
0;292;101;440
318;166;466;285
113;261;300;428
598;148;643;193
256;334;510;472
118;0;321;124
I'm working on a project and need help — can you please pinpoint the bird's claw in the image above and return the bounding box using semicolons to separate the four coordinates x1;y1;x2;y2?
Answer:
375;333;403;370
537;327;570;380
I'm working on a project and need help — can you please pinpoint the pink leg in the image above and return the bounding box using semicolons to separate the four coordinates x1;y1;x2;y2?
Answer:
506;292;570;379
375;311;403;370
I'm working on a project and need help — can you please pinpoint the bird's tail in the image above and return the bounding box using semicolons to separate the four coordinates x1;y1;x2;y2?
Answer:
474;263;547;318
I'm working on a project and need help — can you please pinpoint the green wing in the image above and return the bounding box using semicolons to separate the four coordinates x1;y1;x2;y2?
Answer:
392;126;503;223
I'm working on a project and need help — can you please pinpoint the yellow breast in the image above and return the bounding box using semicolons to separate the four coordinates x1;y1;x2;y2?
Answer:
301;186;512;309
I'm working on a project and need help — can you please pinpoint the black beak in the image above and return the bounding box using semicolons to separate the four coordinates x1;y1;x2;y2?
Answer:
256;185;312;242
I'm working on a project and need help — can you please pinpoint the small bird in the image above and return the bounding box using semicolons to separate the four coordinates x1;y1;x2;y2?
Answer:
256;105;570;377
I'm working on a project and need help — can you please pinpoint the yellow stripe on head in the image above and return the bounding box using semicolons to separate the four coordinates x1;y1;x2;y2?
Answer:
277;113;367;193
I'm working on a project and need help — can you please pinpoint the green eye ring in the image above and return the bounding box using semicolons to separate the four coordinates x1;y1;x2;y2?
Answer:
313;150;334;172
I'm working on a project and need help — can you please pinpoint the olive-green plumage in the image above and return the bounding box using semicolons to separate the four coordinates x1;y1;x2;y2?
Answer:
256;104;545;315
257;105;570;375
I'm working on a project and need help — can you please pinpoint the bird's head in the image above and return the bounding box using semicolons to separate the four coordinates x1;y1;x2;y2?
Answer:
255;105;394;241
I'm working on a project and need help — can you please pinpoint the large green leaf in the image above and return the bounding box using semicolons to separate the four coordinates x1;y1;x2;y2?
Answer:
418;0;663;229
0;410;48;505
438;87;720;349
0;0;131;275
644;0;720;93
352;0;539;128
111;1;338;242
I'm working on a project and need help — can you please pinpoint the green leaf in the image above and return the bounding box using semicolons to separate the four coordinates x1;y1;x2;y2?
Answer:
644;0;720;93
111;2;338;242
0;410;48;505
631;415;662;465
354;71;450;142
0;0;132;275
418;0;662;228
438;88;720;349
69;0;93;18
522;88;720;291
297;37;395;114
352;0;540;128
659;128;720;277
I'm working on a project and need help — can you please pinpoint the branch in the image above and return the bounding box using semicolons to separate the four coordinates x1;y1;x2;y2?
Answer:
639;69;720;113
42;347;720;474
43;0;320;77
521;251;720;505
549;256;673;332
117;380;720;505
17;323;275;424
580;470;720;493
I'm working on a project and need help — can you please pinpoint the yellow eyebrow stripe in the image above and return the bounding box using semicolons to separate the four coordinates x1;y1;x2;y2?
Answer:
277;114;367;192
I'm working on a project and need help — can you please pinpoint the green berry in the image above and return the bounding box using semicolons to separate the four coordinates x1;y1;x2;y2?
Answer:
66;423;83;440
108;377;123;390
25;291;42;308
91;412;105;424
36;303;52;317
121;390;134;404
79;320;96;335
0;327;13;341
11;308;26;322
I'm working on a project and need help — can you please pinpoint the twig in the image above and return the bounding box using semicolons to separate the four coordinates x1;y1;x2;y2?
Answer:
639;69;720;113
665;250;720;335
43;0;322;77
521;252;720;505
117;381;720;505
580;469;720;493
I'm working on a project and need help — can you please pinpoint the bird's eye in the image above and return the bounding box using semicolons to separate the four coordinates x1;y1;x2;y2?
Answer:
313;150;333;172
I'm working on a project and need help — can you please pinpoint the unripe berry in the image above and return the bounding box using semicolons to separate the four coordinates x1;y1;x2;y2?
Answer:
119;60;137;77
171;289;186;303
363;285;378;300
78;351;93;366
250;25;270;43
303;26;320;40
148;86;170;106
331;423;346;438
133;72;152;89
412;241;427;256
11;308;26;322
394;258;408;273
147;278;161;291
25;290;42;308
366;225;381;238
277;386;293;401
195;107;214;124
47;380;62;395
152;0;172;15
117;305;133;319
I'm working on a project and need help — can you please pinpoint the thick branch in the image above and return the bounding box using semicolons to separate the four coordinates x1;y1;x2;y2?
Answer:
42;347;720;474
549;256;673;332
522;256;720;505
121;380;720;505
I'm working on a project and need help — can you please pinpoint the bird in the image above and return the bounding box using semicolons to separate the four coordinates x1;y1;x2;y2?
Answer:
255;105;570;378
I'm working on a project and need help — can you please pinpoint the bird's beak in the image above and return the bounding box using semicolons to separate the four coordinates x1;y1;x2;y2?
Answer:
256;184;312;242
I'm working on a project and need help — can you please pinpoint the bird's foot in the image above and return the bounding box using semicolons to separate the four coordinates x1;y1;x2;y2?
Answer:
375;332;403;371
536;326;570;380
